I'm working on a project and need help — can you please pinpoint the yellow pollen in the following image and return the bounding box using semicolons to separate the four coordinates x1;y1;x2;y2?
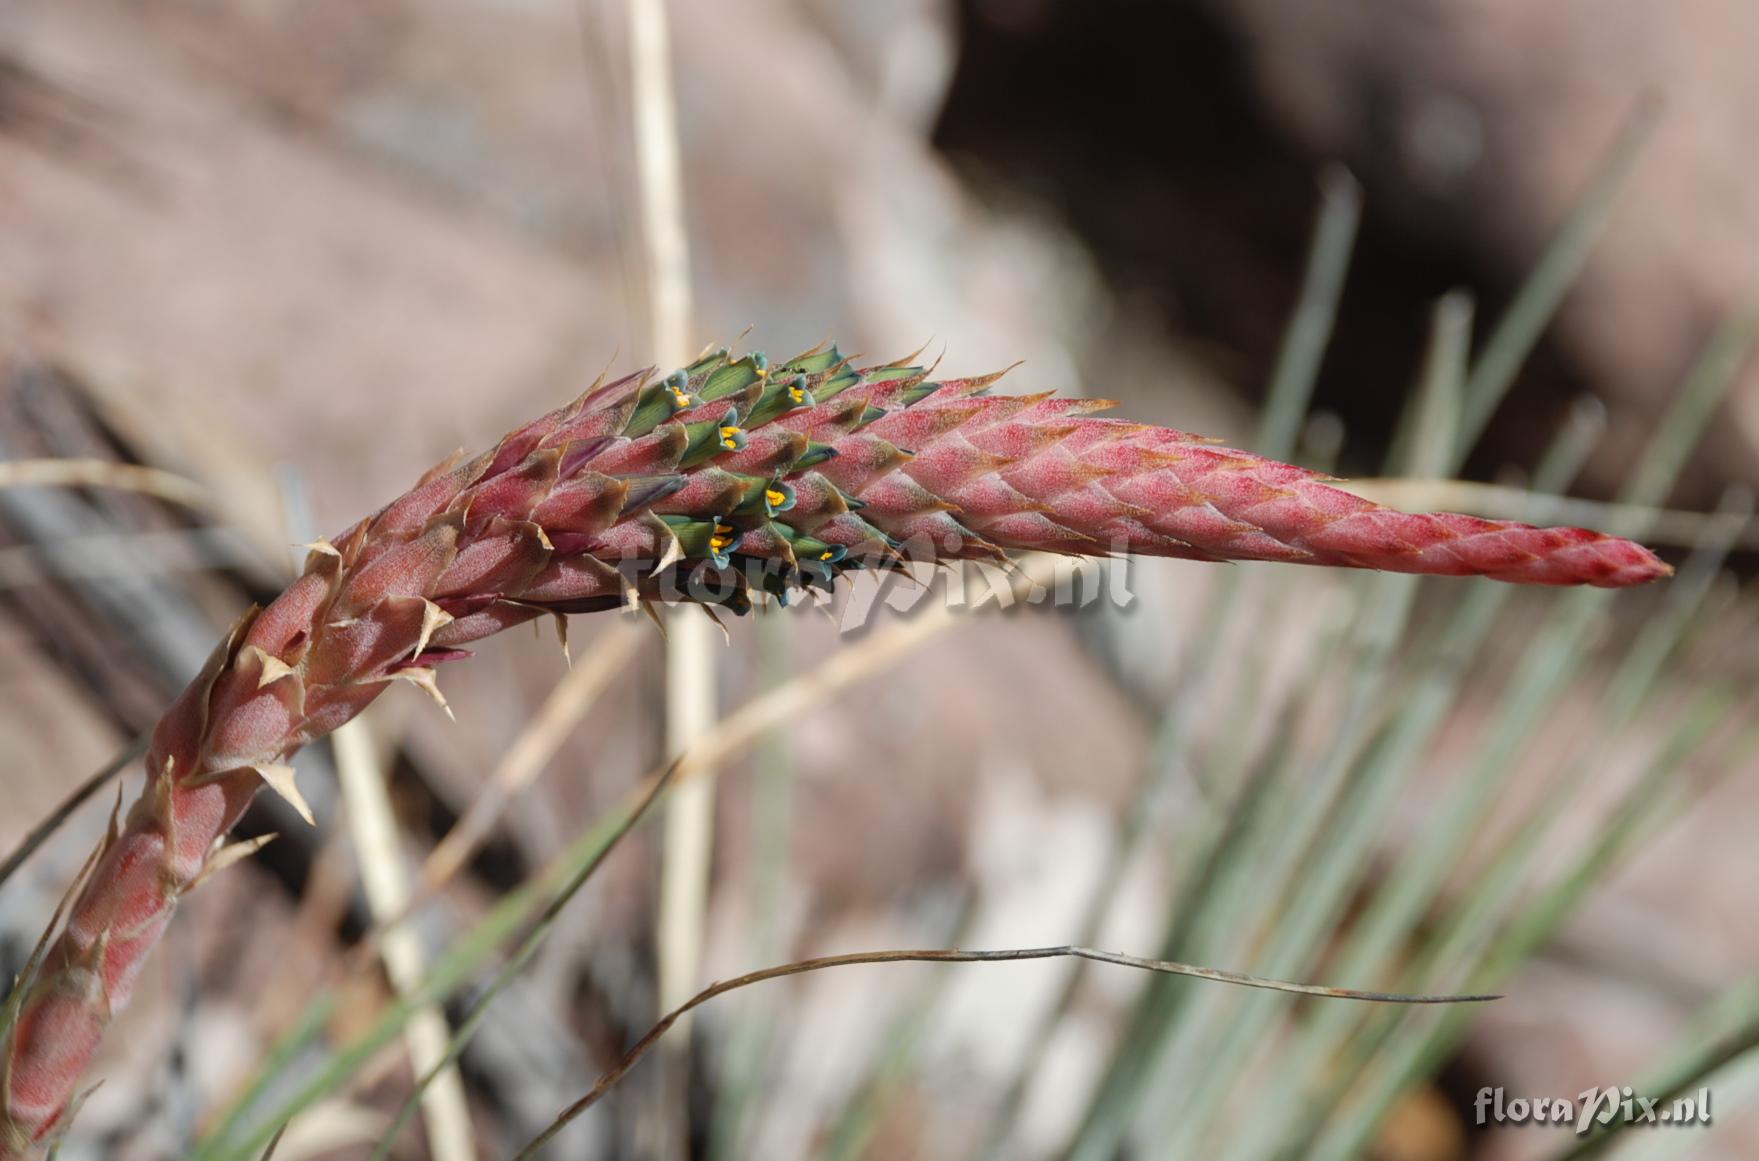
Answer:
819;549;834;561
765;488;786;508
719;425;742;449
789;383;806;403
669;387;691;408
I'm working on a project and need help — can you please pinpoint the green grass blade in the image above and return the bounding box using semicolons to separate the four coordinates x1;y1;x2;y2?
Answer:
1549;972;1759;1160
709;611;798;1161
1616;301;1759;515
193;767;673;1161
368;762;676;1160
1457;101;1659;451
1309;693;1753;1161
1257;166;1363;460
1064;291;1483;1159
1230;487;1745;1161
818;897;972;1161
1166;383;1605;1161
1219;292;1752;1161
1130;289;1480;1152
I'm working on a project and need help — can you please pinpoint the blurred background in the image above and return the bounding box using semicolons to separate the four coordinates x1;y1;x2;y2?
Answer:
2;1;1757;1159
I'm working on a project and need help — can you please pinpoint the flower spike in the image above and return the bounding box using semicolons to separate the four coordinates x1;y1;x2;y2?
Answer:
0;341;1670;1158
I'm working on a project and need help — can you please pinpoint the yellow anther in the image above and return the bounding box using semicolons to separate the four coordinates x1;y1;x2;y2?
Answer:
788;381;806;403
765;488;787;508
819;549;834;561
719;425;742;449
669;386;692;408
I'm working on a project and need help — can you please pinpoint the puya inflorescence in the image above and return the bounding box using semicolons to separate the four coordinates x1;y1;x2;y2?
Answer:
0;342;1669;1156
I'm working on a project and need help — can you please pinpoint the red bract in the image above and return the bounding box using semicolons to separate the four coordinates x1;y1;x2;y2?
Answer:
0;344;1668;1157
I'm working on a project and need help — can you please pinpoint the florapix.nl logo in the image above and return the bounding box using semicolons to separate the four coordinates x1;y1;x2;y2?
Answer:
1475;1086;1712;1136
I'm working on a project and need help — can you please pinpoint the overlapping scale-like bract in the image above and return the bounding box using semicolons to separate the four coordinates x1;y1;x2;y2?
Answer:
0;343;1668;1158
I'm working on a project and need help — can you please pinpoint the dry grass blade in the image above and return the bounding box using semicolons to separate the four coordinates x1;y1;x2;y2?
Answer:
347;563;1068;1149
256;1125;287;1161
332;718;475;1161
417;619;645;894
367;756;685;1161
512;946;1499;1158
0;735;146;894
0;530;263;591
706;609;796;1161
1342;478;1759;549
0;457;213;511
197;759;681;1161
623;0;715;1143
669;554;1070;784
361;567;1025;958
0;790;122;1052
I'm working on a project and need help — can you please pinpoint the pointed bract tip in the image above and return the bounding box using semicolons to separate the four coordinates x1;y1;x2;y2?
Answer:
254;764;314;826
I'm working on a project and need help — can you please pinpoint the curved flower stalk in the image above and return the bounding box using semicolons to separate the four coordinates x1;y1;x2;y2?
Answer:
0;343;1669;1156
